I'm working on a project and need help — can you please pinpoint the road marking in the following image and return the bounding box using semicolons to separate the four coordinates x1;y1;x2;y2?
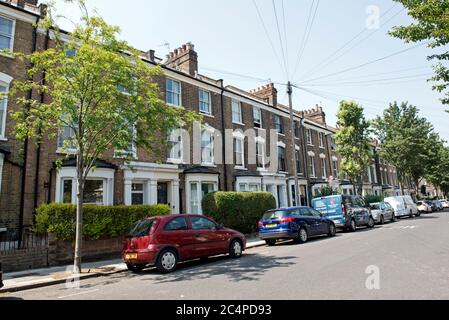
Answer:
58;289;99;299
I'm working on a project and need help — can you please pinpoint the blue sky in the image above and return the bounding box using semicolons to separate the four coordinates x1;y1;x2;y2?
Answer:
54;0;449;141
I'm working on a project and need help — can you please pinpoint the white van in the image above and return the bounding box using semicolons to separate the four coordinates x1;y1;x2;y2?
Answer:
384;196;419;218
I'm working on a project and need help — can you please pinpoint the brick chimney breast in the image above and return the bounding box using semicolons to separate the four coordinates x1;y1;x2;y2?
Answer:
164;42;198;76
250;83;277;106
303;104;327;125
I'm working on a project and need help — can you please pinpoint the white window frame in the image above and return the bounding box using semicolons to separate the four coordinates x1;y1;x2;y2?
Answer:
166;78;181;106
187;176;218;214
256;138;266;171
201;128;215;166
306;129;313;145
167;128;183;164
321;157;327;179
0;15;16;54
232;99;242;124
309;156;316;178
253;106;262;128
131;182;145;205
199;89;211;115
234;136;245;169
319;132;325;148
274;115;284;134
0;72;13;140
332;159;339;179
277;145;287;173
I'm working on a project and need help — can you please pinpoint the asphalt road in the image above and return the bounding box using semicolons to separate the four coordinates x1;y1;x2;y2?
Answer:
2;210;449;300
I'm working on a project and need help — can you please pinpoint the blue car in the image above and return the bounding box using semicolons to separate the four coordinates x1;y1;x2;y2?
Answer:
258;207;337;246
311;195;375;232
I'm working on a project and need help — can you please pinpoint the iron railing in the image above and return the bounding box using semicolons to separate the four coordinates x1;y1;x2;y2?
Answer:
0;228;48;253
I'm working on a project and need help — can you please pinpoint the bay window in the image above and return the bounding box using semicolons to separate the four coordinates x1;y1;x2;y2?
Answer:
201;129;214;165
0;83;7;138
234;137;244;168
167;128;183;163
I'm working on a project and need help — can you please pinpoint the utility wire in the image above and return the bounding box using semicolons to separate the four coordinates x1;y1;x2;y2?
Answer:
272;0;290;79
200;66;272;83
300;73;433;87
291;0;320;80
301;7;406;82
298;3;398;80
252;0;286;77
281;0;290;76
295;42;428;85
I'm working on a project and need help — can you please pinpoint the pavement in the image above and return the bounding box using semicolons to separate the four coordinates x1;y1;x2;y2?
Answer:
0;235;266;294
1;211;449;299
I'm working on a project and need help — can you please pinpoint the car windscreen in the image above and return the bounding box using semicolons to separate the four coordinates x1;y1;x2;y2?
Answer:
127;219;157;238
262;211;290;220
370;204;381;210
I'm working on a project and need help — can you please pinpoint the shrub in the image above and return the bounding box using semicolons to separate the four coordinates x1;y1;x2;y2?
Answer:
364;194;385;204
35;203;171;241
202;192;276;234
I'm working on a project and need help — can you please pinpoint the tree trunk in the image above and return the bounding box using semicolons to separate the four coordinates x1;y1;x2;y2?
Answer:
74;154;84;274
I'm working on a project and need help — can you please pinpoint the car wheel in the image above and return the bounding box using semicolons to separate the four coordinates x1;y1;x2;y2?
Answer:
297;227;308;243
265;239;276;246
126;263;145;273
229;239;243;259
156;249;178;273
379;215;385;225
416;212;421;217
367;216;375;229
391;213;397;222
328;223;336;237
349;219;357;232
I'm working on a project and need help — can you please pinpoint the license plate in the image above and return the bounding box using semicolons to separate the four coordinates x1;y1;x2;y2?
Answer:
125;253;138;260
265;224;277;229
334;220;341;225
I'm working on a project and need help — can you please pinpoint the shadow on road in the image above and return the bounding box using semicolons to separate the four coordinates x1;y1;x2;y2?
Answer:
137;252;296;284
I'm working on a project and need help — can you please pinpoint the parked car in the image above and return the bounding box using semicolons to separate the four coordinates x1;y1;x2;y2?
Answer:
441;199;449;209
417;201;433;213
258;207;336;246
432;200;444;211
258;206;336;246
0;259;3;289
123;214;246;273
384;196;420;218
312;195;375;232
369;202;396;224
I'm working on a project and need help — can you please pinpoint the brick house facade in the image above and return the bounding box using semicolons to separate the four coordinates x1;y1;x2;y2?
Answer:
0;0;415;233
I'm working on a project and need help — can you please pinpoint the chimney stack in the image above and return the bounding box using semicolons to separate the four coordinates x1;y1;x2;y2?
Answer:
303;104;327;125
164;42;198;76
249;83;278;106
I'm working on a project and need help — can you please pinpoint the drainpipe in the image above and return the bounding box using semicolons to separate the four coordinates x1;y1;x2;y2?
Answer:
300;116;310;205
33;29;50;219
219;79;228;191
18;14;41;247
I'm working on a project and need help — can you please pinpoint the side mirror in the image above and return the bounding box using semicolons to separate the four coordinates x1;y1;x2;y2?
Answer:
216;224;224;230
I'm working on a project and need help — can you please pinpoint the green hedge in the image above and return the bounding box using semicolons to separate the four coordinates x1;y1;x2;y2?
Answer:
202;192;277;234
35;203;171;241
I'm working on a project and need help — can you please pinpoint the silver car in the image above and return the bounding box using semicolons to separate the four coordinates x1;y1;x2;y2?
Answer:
369;202;395;225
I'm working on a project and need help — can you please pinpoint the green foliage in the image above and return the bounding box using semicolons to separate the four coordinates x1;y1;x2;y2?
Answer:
316;186;337;197
35;203;170;240
335;100;372;194
372;101;441;192
202;192;277;234
389;0;449;109
426;146;449;195
364;194;385;205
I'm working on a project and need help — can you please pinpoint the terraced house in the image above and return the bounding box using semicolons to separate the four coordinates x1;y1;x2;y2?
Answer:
0;0;415;235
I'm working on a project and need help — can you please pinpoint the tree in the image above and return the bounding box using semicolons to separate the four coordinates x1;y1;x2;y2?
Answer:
390;0;449;110
5;1;199;273
372;102;437;194
426;145;449;197
335;101;372;196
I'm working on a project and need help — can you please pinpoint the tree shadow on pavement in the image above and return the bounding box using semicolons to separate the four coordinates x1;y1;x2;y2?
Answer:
140;252;296;284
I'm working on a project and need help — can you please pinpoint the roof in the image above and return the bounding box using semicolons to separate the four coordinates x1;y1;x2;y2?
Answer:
183;166;220;175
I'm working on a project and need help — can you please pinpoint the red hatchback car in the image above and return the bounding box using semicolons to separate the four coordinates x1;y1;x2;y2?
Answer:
123;214;246;273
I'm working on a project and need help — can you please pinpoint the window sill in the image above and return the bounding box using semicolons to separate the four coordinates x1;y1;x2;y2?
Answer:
167;103;184;109
0;137;8;142
0;52;14;59
233;121;245;126
201;163;217;168
277;133;285;137
235;166;247;171
257;168;268;172
56;148;77;155
200;112;214;118
167;159;185;165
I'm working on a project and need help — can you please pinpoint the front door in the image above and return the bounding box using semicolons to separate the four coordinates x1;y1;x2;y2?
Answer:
158;182;169;205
